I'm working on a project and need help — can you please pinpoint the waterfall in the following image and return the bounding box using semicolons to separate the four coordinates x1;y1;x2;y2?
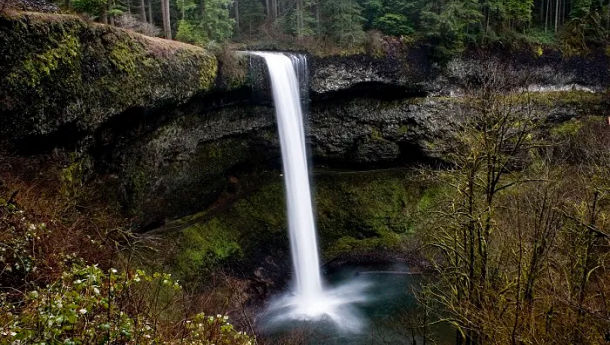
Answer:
251;52;323;304
251;52;368;329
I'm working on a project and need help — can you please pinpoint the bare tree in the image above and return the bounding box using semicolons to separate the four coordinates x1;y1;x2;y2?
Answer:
423;60;542;345
421;67;610;344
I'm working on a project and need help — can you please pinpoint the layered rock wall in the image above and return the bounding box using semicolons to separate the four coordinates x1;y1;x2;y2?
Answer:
1;12;609;226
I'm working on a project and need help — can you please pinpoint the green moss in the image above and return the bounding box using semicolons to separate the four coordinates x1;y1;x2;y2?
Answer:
59;156;91;200
232;182;286;230
398;124;409;135
10;34;81;88
174;218;242;280
370;127;383;141
330;232;402;256
417;185;447;213
1;13;222;141
164;169;443;270
198;55;218;91
315;170;437;257
525;91;604;108
322;171;444;256
108;40;139;74
550;119;583;137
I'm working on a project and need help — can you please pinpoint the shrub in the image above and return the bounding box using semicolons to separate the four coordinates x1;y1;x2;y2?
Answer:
115;14;161;37
0;199;51;289
0;264;254;344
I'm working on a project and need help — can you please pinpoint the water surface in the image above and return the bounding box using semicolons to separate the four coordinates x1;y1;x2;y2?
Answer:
259;264;455;345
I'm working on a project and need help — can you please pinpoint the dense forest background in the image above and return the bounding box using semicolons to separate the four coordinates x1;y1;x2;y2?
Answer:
58;0;609;56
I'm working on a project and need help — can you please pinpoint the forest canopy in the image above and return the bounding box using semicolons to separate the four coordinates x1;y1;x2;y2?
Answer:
55;0;609;56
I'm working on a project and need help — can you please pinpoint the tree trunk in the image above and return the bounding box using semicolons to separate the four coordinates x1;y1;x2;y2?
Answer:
148;0;155;25
102;4;108;24
109;0;115;25
271;0;277;19
140;0;147;22
485;5;490;38
234;0;240;33
166;0;172;38
161;0;172;39
554;0;559;33
607;0;610;30
315;1;320;36
544;0;551;32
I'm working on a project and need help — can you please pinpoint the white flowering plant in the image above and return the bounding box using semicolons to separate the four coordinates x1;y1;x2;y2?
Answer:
0;200;50;288
0;264;253;345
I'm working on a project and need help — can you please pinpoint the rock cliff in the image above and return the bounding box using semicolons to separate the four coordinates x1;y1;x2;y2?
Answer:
1;11;608;226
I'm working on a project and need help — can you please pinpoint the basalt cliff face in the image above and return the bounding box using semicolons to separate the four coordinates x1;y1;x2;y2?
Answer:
1;11;609;227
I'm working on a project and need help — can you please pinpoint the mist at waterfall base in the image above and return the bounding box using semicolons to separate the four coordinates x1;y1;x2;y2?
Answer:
251;51;372;332
262;264;457;345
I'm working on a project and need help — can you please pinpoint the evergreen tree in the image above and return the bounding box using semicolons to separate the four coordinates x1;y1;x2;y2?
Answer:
419;0;482;58
283;0;316;37
322;0;366;46
237;0;265;38
175;0;234;44
201;0;235;42
361;0;417;35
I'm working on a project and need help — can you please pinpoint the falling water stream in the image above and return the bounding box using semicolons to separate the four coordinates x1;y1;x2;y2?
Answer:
250;52;369;330
251;52;324;306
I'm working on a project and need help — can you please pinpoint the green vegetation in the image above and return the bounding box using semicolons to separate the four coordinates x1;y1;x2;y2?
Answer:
15;35;81;88
0;159;255;344
55;0;609;57
1;1;609;343
176;0;234;45
0;12;218;140
417;64;610;345
159;169;442;280
108;40;139;74
174;218;242;281
0;264;253;344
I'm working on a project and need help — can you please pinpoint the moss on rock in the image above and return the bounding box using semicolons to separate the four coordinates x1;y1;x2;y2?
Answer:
10;34;81;88
173;218;242;281
122;136;253;223
162;169;442;279
314;170;441;258
0;11;218;140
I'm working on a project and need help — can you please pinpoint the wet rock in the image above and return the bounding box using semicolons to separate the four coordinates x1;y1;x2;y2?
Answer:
2;0;58;13
1;12;608;225
0;11;217;145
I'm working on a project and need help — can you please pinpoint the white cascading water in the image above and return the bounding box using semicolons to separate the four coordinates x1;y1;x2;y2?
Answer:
251;52;368;330
251;52;323;303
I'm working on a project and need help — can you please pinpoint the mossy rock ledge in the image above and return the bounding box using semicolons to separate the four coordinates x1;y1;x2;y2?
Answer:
158;169;445;283
0;11;218;142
